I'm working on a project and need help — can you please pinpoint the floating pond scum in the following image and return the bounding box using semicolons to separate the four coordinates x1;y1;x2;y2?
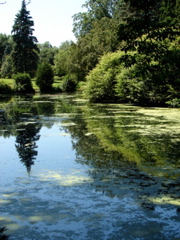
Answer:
0;94;180;240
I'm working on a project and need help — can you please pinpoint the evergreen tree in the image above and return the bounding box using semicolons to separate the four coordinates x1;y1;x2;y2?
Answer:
11;0;39;77
36;62;54;92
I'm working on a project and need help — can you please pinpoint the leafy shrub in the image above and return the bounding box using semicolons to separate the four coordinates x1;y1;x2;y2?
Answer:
84;51;125;102
61;74;77;92
84;35;180;106
1;55;13;78
36;62;54;92
115;55;156;105
0;81;13;94
166;98;180;108
13;73;34;93
115;42;180;106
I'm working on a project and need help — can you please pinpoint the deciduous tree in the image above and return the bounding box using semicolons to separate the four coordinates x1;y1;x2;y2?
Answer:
38;41;58;65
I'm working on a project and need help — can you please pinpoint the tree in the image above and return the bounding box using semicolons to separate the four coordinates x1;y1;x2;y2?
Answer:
38;41;58;65
0;34;9;67
74;17;120;77
54;41;86;84
71;0;127;80
0;36;14;78
54;41;73;77
73;0;124;39
1;55;13;78
11;0;39;77
36;62;54;92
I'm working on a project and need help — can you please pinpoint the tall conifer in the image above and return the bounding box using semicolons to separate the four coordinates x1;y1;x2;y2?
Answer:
11;0;39;76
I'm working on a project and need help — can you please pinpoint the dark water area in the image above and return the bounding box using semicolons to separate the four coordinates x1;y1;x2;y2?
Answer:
0;94;180;240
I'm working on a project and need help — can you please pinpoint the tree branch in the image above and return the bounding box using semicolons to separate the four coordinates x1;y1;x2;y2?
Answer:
26;0;31;5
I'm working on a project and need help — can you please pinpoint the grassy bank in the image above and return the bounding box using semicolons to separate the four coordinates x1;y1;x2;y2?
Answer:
0;77;62;93
0;78;14;88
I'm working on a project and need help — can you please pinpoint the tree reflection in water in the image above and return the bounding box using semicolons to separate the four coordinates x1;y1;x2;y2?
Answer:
0;226;9;240
0;94;180;239
15;123;41;174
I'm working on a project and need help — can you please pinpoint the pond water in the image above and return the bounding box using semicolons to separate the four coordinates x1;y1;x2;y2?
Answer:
0;93;180;240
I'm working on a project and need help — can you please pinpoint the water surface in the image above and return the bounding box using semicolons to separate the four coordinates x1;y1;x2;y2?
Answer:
0;94;180;240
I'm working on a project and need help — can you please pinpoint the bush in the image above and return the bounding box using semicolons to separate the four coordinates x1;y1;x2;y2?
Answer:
13;73;34;93
36;62;54;92
115;45;180;106
84;51;125;102
84;35;180;105
61;75;77;92
166;98;180;108
1;55;13;79
0;81;13;94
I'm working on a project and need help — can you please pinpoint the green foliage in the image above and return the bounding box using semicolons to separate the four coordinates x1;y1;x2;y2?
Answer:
13;73;34;93
36;62;54;92
0;81;13;94
1;55;13;78
85;33;180;106
54;41;73;77
73;0;124;38
61;74;77;92
71;0;125;81
38;41;58;65
0;34;10;66
0;35;13;78
54;41;87;82
11;0;39;77
115;36;179;105
81;0;179;106
74;17;121;79
85;51;124;102
166;98;180;108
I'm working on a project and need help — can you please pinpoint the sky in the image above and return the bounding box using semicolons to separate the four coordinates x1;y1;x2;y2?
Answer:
0;0;86;47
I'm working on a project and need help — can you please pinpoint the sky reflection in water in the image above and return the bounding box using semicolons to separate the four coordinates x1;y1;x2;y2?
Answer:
0;94;180;240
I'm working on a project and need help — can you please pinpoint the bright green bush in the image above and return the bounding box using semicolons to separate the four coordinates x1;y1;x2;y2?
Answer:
13;73;34;93
166;98;180;108
0;81;13;94
84;51;125;102
85;35;180;105
36;62;54;92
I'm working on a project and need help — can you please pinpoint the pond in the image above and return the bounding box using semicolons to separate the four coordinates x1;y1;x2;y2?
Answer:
0;93;180;240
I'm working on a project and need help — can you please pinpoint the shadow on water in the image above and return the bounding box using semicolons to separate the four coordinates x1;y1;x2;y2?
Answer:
0;94;180;239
